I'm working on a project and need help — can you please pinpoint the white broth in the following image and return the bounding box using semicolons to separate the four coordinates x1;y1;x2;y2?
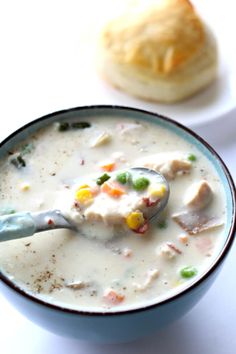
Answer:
0;116;226;312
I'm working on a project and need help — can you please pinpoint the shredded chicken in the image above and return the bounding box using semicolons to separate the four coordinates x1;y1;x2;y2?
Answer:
133;269;159;291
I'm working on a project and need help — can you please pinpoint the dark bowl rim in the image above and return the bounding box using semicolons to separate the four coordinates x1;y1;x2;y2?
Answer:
0;104;235;317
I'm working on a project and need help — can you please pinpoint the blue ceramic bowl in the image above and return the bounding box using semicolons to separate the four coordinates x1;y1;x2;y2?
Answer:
0;106;235;343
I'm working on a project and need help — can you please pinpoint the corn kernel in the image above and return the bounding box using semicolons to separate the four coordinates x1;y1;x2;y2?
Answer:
78;184;90;190
75;188;93;205
20;182;30;191
126;211;144;230
148;184;166;198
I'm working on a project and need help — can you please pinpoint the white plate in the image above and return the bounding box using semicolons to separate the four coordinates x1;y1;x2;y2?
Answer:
76;0;236;127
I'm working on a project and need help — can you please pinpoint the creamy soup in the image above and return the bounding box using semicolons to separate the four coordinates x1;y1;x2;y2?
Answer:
0;116;226;312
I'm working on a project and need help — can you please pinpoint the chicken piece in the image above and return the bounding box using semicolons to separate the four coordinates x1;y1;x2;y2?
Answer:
117;123;142;135
158;242;182;259
172;211;223;235
135;152;192;180
83;209;103;223
184;180;213;210
66;281;89;290
84;205;124;225
84;192;143;226
133;269;159;291
90;132;111;147
159;244;176;259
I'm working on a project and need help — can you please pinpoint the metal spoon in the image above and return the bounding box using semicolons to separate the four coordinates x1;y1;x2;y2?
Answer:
0;168;169;242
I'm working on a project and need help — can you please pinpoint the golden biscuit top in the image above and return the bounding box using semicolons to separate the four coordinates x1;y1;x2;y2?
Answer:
101;0;205;75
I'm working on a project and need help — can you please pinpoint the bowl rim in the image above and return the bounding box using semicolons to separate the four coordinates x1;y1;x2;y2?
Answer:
0;104;235;317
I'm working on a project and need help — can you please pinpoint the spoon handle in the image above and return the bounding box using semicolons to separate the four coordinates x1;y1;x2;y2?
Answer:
0;212;36;242
0;210;73;242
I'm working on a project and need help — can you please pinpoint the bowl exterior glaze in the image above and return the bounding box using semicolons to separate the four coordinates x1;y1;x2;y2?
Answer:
0;106;235;343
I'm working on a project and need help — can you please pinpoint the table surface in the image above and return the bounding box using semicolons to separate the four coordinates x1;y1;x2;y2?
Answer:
0;1;235;353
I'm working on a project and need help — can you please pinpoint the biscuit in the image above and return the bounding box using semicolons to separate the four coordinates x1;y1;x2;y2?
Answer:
98;0;218;103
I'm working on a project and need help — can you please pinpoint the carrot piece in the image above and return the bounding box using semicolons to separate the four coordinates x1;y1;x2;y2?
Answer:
103;289;125;305
100;161;116;172
101;181;125;198
178;234;189;244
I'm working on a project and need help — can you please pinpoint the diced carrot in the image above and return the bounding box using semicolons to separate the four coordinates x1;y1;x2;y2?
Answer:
101;181;125;198
100;161;116;172
103;289;125;305
178;234;189;244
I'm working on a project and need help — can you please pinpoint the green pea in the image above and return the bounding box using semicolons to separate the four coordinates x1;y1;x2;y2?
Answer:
132;177;150;191
96;173;111;186
188;154;197;162
180;266;198;279
116;171;131;185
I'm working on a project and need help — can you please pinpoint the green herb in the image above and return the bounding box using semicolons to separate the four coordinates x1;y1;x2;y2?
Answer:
10;155;26;168
180;266;198;279
71;122;91;129
188;154;197;162
116;171;131;185
0;207;16;216
157;220;167;229
21;143;34;156
96;173;111;186
132;177;150;191
58;122;70;131
58;121;91;131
